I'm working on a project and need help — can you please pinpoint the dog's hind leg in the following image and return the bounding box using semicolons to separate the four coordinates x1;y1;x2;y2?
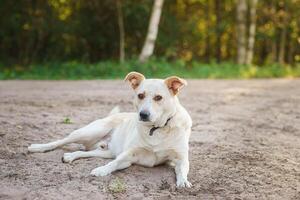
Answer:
62;149;114;163
28;119;113;153
28;112;134;153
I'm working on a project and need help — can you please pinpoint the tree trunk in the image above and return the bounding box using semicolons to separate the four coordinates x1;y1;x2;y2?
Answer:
271;1;278;63
215;0;222;63
139;0;164;63
245;0;258;65
278;26;287;65
116;0;125;63
278;2;287;65
287;35;294;64
236;0;247;64
205;0;211;63
271;40;277;63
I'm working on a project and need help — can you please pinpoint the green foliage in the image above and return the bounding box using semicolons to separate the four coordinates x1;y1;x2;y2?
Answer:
0;59;299;79
0;0;299;65
62;117;72;124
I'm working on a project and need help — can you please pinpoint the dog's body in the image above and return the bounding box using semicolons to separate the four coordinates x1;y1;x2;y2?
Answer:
28;72;192;187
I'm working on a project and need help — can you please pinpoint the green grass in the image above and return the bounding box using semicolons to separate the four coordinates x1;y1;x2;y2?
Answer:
0;59;299;79
62;117;72;124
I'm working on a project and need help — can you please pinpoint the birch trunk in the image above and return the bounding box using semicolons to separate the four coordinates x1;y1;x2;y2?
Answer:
245;0;258;65
236;0;247;64
139;0;164;63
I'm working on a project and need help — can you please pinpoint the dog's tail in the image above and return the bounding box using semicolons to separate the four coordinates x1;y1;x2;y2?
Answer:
108;106;120;116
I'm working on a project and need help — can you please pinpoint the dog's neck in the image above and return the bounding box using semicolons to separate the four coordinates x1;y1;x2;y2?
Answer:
149;117;172;136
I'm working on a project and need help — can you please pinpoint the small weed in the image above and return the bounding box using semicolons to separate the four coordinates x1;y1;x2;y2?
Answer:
108;178;126;193
62;117;72;124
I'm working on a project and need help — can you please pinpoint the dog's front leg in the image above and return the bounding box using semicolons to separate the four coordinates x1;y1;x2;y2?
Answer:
174;152;192;188
90;148;139;177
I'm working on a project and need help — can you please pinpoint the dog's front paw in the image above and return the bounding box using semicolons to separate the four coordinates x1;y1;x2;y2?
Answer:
176;178;192;188
62;153;76;163
90;166;111;177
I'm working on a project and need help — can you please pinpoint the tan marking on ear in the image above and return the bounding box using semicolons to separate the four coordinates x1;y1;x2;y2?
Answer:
164;76;187;95
124;71;145;89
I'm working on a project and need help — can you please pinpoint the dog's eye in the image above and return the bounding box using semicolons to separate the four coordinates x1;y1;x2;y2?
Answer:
153;95;162;101
138;93;145;100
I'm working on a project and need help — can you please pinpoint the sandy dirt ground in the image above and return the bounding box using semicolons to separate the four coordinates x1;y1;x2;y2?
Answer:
0;79;299;200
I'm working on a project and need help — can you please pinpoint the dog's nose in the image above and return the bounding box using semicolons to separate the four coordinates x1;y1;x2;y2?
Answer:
139;110;150;121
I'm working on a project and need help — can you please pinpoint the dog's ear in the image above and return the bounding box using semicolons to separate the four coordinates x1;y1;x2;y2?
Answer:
124;71;145;90
164;76;187;95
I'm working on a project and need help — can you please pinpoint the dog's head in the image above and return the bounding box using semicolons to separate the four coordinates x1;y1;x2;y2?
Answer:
125;71;187;127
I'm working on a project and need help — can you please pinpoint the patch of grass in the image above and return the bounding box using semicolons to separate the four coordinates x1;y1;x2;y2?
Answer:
0;59;299;79
108;178;126;193
62;117;72;124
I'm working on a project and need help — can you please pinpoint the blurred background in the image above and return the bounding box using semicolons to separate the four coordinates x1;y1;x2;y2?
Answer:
0;0;299;79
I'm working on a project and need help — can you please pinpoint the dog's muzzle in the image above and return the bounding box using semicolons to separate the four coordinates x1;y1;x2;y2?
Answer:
139;110;150;121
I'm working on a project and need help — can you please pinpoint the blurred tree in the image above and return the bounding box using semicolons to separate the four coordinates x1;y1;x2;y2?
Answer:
139;0;165;62
116;0;125;63
205;0;211;62
245;0;258;65
278;0;288;64
0;0;299;66
236;0;247;64
215;0;222;63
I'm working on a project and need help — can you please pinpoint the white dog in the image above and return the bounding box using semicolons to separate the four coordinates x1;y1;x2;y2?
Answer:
28;72;192;187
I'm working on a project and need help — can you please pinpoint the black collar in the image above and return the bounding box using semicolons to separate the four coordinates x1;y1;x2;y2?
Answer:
149;117;172;136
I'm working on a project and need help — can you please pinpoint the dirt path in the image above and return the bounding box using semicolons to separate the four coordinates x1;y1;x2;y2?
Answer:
0;80;299;200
